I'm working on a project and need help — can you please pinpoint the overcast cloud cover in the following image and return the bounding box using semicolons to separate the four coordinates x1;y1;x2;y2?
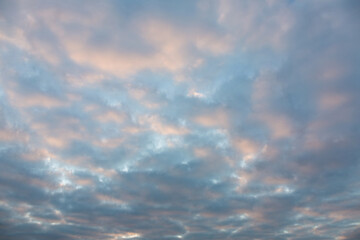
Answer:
0;0;360;239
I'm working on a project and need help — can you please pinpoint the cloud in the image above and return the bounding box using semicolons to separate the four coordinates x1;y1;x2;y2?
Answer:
1;0;360;239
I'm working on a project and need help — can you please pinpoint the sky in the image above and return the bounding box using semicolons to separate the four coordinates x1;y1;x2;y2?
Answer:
0;0;359;239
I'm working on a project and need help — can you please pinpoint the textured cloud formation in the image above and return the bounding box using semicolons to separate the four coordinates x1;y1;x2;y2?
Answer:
1;0;360;239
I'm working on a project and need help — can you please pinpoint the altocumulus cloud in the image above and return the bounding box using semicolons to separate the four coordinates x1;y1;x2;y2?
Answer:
0;0;360;239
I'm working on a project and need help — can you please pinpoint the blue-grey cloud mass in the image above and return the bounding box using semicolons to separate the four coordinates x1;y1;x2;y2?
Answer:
1;0;360;239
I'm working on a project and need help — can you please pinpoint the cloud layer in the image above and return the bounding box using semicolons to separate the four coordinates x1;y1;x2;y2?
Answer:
1;0;359;239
